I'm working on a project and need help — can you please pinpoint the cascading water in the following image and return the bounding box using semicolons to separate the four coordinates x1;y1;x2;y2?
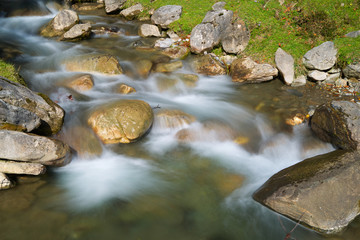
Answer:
1;2;359;240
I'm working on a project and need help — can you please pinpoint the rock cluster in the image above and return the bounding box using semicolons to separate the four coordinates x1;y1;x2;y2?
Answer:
0;76;71;190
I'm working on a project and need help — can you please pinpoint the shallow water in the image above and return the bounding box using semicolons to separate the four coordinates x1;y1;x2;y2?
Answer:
0;2;359;240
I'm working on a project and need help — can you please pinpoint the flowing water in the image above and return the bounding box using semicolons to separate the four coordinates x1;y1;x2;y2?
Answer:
1;1;360;240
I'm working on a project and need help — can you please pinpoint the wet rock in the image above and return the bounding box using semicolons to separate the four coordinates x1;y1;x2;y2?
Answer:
161;46;190;60
303;41;337;71
253;150;360;234
345;30;360;38
61;23;92;41
138;24;161;37
292;75;307;87
176;121;238;142
285;113;305;126
40;10;79;37
0;76;64;135
63;74;94;92
71;2;105;11
230;57;278;83
154;38;174;49
343;63;360;80
0;130;71;166
275;48;294;85
87;99;153;144
191;54;227;76
308;70;327;81
154;109;196;130
0;172;14;190
220;55;238;68
104;0;126;14
116;84;136;94
154;61;183;73
176;73;199;87
135;59;153;78
311;100;360;150
0;160;46;175
156;76;179;92
120;3;143;20
221;19;250;54
151;5;182;29
63;54;123;75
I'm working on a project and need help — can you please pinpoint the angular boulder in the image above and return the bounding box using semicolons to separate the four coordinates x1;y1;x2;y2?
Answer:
87;99;153;144
63;74;94;92
40;10;79;37
0;160;46;176
151;5;182;28
191;54;227;75
308;70;327;81
230;57;278;83
63;54;123;75
343;63;360;80
0;77;64;135
0;130;71;166
221;19;250;54
311;100;360;150
138;24;161;37
61;23;92;41
162;46;190;59
104;0;126;14
303;41;337;71
253;150;360;234
275;48;294;85
120;3;144;20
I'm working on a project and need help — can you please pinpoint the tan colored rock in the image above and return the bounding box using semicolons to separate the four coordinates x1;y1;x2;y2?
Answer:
40;10;79;37
135;59;153;78
88;100;154;144
154;61;183;73
154;109;196;130
120;3;144;20
116;84;136;94
0;160;46;175
138;24;161;37
161;46;190;59
176;73;199;87
63;54;123;75
64;74;94;91
61;23;92;41
0;172;14;190
191;55;227;76
230;57;278;83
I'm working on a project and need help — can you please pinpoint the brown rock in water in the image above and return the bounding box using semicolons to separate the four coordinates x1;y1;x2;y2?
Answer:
154;61;183;73
0;172;14;190
162;46;190;60
154;109;196;130
87;99;153;144
135;59;153;78
116;84;136;94
0;160;46;176
63;54;123;75
253;150;360;234
40;10;79;37
311;100;360;150
175;73;199;87
63;74;94;91
191;55;227;76
230;57;278;83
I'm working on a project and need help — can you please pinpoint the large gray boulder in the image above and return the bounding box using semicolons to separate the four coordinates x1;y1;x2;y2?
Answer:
0;130;71;166
104;0;126;14
120;3;143;20
40;10;79;37
190;5;233;54
343;63;360;79
61;23;92;41
275;48;294;85
253;150;360;234
151;5;182;28
0;77;64;135
230;57;278;83
311;100;360;150
221;19;250;54
303;41;337;70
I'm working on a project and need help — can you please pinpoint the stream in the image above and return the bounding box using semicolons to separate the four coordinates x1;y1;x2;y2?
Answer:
1;1;360;240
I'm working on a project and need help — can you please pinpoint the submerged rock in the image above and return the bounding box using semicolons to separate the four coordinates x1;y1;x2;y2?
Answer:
303;41;337;71
87;99;153;144
0;130;71;166
40;10;79;37
151;5;182;28
310;100;360;150
116;84;136;94
0;172;14;190
253;150;360;234
63;54;123;75
63;74;94;92
154;61;183;73
230;57;278;83
154;109;196;130
0;76;64;135
191;54;227;75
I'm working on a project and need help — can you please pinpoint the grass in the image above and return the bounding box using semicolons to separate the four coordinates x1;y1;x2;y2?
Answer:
127;0;359;74
0;59;26;85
